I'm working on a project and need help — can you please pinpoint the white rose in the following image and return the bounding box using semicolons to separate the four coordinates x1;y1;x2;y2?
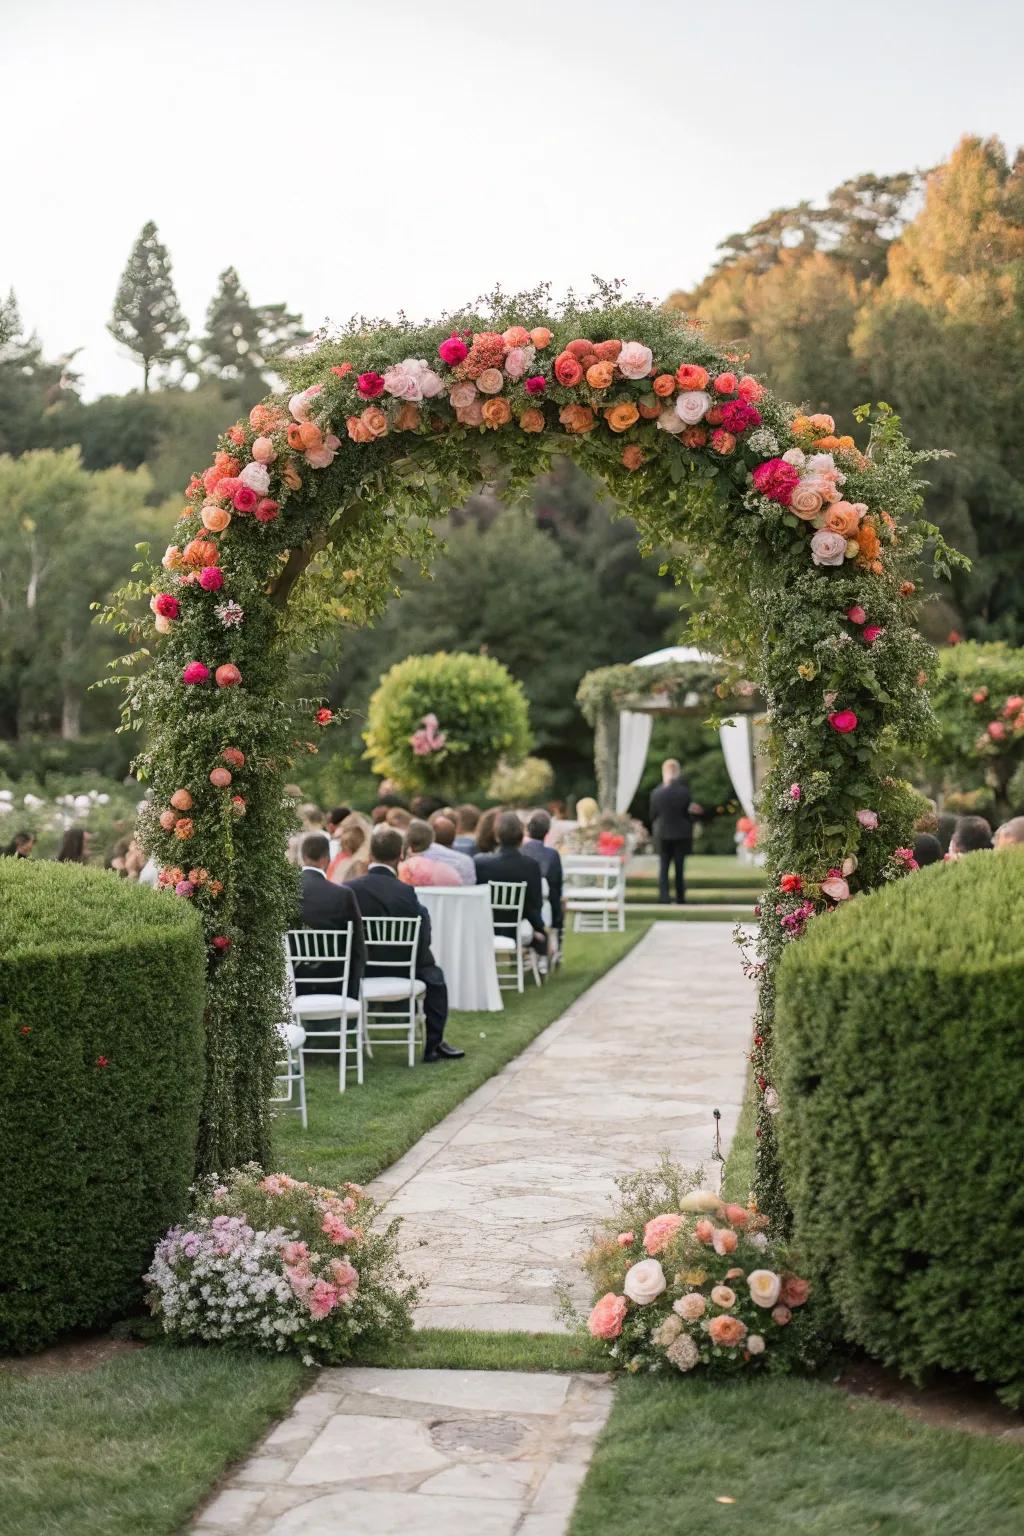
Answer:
651;1315;683;1347
238;461;270;496
747;1333;766;1355
674;390;711;425
747;1269;782;1308
673;1292;707;1320
810;528;848;567
656;408;687;434
804;452;837;476
748;1231;768;1251
678;1189;724;1213
623;1259;667;1305
617;341;654;379
781;447;805;466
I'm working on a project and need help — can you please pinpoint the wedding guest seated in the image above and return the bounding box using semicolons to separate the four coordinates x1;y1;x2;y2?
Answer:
453;803;481;855
522;810;563;936
948;814;993;857
56;828;90;863
326;805;352;857
327;815;371;884
473;806;501;856
3;830;34;858
348;827;464;1062
399;819;461;886
476;811;548;956
297;833;365;997
994;816;1024;849
427;813;476;884
411;793;446;820
912;832;943;868
935;811;958;854
386;806;412;832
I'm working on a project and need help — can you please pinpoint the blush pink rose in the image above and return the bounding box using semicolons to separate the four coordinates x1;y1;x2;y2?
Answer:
588;1292;628;1339
449;381;478;411
305;433;341;469
617;341;654;379
457;398;485;426
238;461;270;495
476;368;504;395
622;1259;667;1304
712;1228;738;1256
737;375;764;402
289;385;322;421
419;368;444;398
251;436;277;464
857;809;879;829
503;347;530;380
656;408;687;434
643;1213;683;1255
617;1231;635;1247
810;528;847;566
771;1304;792;1326
307;1279;340;1319
674;390;712;425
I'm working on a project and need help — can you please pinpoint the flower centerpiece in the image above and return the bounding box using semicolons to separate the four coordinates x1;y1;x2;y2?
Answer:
145;1165;417;1365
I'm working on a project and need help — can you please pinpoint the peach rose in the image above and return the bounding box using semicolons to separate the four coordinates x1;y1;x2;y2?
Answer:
673;1292;707;1321
780;1274;810;1308
808;413;835;435
251;436;277;464
449;381;478;410
653;373;676;397
622;1258;667;1304
346;415;373;443
710;1285;736;1309
823;500;863;537
643;1213;682;1255
694;1218;715;1244
771;1304;792;1326
708;1314;747;1347
724;1204;749;1229
621;444;645;471
711;429;736;455
714;371;738;394
530;327;553;349
790;484;824;520
588;1292;628;1339
476;368;504;395
559;403;596;434
519;408;546;433
712;1228;738;1256
586;361;615;390
617;341;654;379
201;505;232;533
458;399;485;426
746;1269;782;1308
161;545;181;569
482;397;512;429
360;407;388;439
502;325;531;348
605;402;640;433
395;402;421;432
554;352;584;387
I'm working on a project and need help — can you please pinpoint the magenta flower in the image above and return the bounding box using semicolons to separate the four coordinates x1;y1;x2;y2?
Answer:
862;625;884;646
846;604;867;625
438;335;468;366
789;783;801;801
182;662;210;685
828;709;858;734
524;375;547;396
198;566;224;592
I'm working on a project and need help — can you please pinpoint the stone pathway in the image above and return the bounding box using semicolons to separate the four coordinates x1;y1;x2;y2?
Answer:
193;1367;613;1534
377;921;754;1331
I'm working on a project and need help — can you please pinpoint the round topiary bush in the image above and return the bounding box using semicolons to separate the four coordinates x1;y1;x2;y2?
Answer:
0;860;206;1352
364;651;531;797
775;853;1024;1405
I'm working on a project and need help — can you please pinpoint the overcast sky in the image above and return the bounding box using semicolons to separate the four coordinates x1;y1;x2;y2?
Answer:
4;0;1021;399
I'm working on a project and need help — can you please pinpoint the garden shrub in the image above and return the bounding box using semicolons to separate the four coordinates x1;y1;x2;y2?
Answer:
0;860;205;1351
775;852;1024;1404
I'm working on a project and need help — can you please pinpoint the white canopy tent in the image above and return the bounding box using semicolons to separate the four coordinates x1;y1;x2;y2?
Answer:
615;646;757;818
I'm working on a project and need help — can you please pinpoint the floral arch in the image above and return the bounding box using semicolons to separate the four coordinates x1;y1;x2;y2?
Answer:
116;289;940;1222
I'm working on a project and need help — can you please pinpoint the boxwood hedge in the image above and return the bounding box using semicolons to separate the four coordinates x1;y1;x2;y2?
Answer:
776;852;1024;1405
0;860;205;1351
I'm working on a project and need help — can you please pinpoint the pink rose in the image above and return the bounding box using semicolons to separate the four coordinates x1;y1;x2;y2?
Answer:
438;335;468;366
847;605;867;625
383;362;422;400
419;368;443;398
617;341;654;379
588;1292;628;1339
771;1304;792;1326
828;709;858;734
238;461;270;495
790;484;824;520
857;809;879;829
198;566;224;592
862;625;884;646
712;1227;738;1256
476;367;504;395
182;662;209;685
674;390;711;425
329;1257;359;1295
289;385;322;420
616;1231;635;1247
643;1213;683;1255
255;497;280;522
308;1279;340;1319
821;876;850;901
233;485;258;513
251;436;277;464
988;720;1007;741
280;1240;309;1266
154;593;179;619
305;433;341;469
810;528;847;566
524;375;547;396
449;381;478;411
504;347;530;380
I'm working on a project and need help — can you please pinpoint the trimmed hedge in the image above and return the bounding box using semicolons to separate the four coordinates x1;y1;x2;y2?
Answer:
0;861;205;1351
776;853;1024;1405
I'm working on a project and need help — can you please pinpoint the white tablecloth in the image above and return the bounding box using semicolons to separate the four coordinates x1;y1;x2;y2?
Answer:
416;885;503;1012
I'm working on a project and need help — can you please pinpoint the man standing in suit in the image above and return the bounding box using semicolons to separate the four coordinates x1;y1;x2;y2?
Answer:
297;833;365;996
649;759;699;905
476;812;549;957
347;826;465;1063
522;810;563;939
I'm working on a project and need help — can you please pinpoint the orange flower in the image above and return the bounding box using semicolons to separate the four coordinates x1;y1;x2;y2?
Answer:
201;506;232;533
554;352;584;387
808;413;835;435
360;406;388;439
282;460;302;490
586;361;616;390
346;415;373;444
519;407;546;433
708;1314;748;1347
823;503;861;537
564;339;593;360
813;435;841;451
604;402;640;433
502;325;531;347
593;339;623;362
174;818;194;840
227;424;245;446
638;396;661;420
711;429;736;455
183;538;219;567
530;326;553;349
188;867;209;885
870;558;884;575
857;520;881;560
559;403;596;434
298;421;323;450
213;451;240;475
208;880;224;897
682;426;708;448
481;396;512;429
837;434;855;451
621;444;645;471
676;364;709;391
900;581;916;597
395;402;421;432
791;413;812;437
286;423;305;450
653;373;677;397
249;404;286;434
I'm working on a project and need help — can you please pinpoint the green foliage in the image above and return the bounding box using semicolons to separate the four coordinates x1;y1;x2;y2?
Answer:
0;733;135;783
487;755;554;805
775;853;1024;1406
199;267;305;394
108;221;190;391
0;860;205;1351
926;641;1024;817
0;290;80;457
364;650;531;796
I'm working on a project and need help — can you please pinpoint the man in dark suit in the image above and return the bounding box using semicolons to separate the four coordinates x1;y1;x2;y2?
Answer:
522;809;563;938
649;759;700;905
476;812;549;956
297;833;365;997
347;826;464;1063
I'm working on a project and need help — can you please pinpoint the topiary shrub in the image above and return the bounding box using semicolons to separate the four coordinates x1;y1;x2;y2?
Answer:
926;641;1024;819
775;853;1024;1405
364;651;531;797
0;861;206;1351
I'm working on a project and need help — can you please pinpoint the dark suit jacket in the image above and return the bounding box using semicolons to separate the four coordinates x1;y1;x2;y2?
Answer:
649;779;694;847
522;838;563;929
297;868;365;997
475;848;546;934
346;865;438;977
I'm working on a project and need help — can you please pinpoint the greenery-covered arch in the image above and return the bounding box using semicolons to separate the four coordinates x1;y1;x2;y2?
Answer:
114;289;944;1221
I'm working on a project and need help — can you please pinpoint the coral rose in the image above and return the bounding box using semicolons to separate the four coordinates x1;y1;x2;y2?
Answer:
694;1218;715;1244
587;1292;628;1339
714;371;738;394
564;339;593;360
476;368;504;395
554;352;584;387
297;422;322;452
708;1314;747;1347
249;404;286;434
215;663;242;688
530;327;553;349
738;375;764;402
502;325;531;348
519;408;546;433
623;1259;667;1304
711;429;736;455
746;1270;782;1308
346;415;373;444
724;1204;750;1229
712;1227;738;1256
361;407;388;439
617;341;654;379
621;444;645;471
559;404;596;434
643;1213;683;1255
617;1231;635;1247
676;364;709;391
780;1274;810;1307
170;789;193;812
653;373;676;397
254;498;280;523
605;402;640;433
209;767;232;788
673;1292;707;1320
705;405;724;426
586;361;615;390
593;339;623;362
482;397;512;429
173;818;193;840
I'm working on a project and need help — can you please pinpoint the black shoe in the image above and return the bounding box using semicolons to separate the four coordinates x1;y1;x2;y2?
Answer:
423;1042;465;1062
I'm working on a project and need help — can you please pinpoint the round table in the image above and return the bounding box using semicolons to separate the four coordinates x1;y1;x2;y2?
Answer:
416;885;503;1012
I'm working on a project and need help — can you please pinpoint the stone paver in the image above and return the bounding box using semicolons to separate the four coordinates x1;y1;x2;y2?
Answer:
192;1367;613;1535
376;921;754;1331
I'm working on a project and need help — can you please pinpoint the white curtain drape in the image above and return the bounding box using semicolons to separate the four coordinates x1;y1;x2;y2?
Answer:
615;712;653;813
718;716;755;819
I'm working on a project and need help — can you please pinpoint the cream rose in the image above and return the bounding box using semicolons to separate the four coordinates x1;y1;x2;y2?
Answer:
781;447;805;466
673;1292;707;1320
656;408;687;434
623;1258;667;1305
747;1334;766;1355
678;1189;724;1213
448;381;478;411
746;1269;782;1308
617;341;654;379
674;390;711;425
666;1334;699;1372
651;1315;683;1347
810;528;848;567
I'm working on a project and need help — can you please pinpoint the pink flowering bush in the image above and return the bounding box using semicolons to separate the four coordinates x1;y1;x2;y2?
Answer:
146;1165;417;1364
575;1160;818;1377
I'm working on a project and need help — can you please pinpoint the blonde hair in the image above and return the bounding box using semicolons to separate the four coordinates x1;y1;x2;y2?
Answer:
576;796;599;827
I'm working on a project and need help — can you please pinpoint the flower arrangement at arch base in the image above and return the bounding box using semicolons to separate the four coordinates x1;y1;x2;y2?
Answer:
574;1161;818;1378
145;1166;417;1365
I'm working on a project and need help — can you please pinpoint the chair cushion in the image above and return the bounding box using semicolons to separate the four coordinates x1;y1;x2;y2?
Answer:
493;935;518;952
361;976;426;1001
292;992;361;1019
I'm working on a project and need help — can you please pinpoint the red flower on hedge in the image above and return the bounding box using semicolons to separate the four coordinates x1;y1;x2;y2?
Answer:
357;371;385;399
315;707;334;726
96;1056;109;1068
212;935;232;953
20;1026;31;1036
779;873;803;894
330;362;353;378
752;458;801;506
828;709;859;734
154;593;180;620
720;399;762;434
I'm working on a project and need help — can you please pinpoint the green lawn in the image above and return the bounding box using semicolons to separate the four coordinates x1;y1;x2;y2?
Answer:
569;1374;1024;1536
274;921;649;1188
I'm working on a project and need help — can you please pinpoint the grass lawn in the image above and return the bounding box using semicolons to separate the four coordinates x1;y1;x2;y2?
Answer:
355;1327;608;1372
274;921;650;1188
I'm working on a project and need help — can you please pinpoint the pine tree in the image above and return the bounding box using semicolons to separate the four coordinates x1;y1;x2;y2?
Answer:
0;290;80;455
108;221;190;390
200;267;304;391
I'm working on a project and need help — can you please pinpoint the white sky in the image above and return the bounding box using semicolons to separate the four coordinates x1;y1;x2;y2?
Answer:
4;0;1022;399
